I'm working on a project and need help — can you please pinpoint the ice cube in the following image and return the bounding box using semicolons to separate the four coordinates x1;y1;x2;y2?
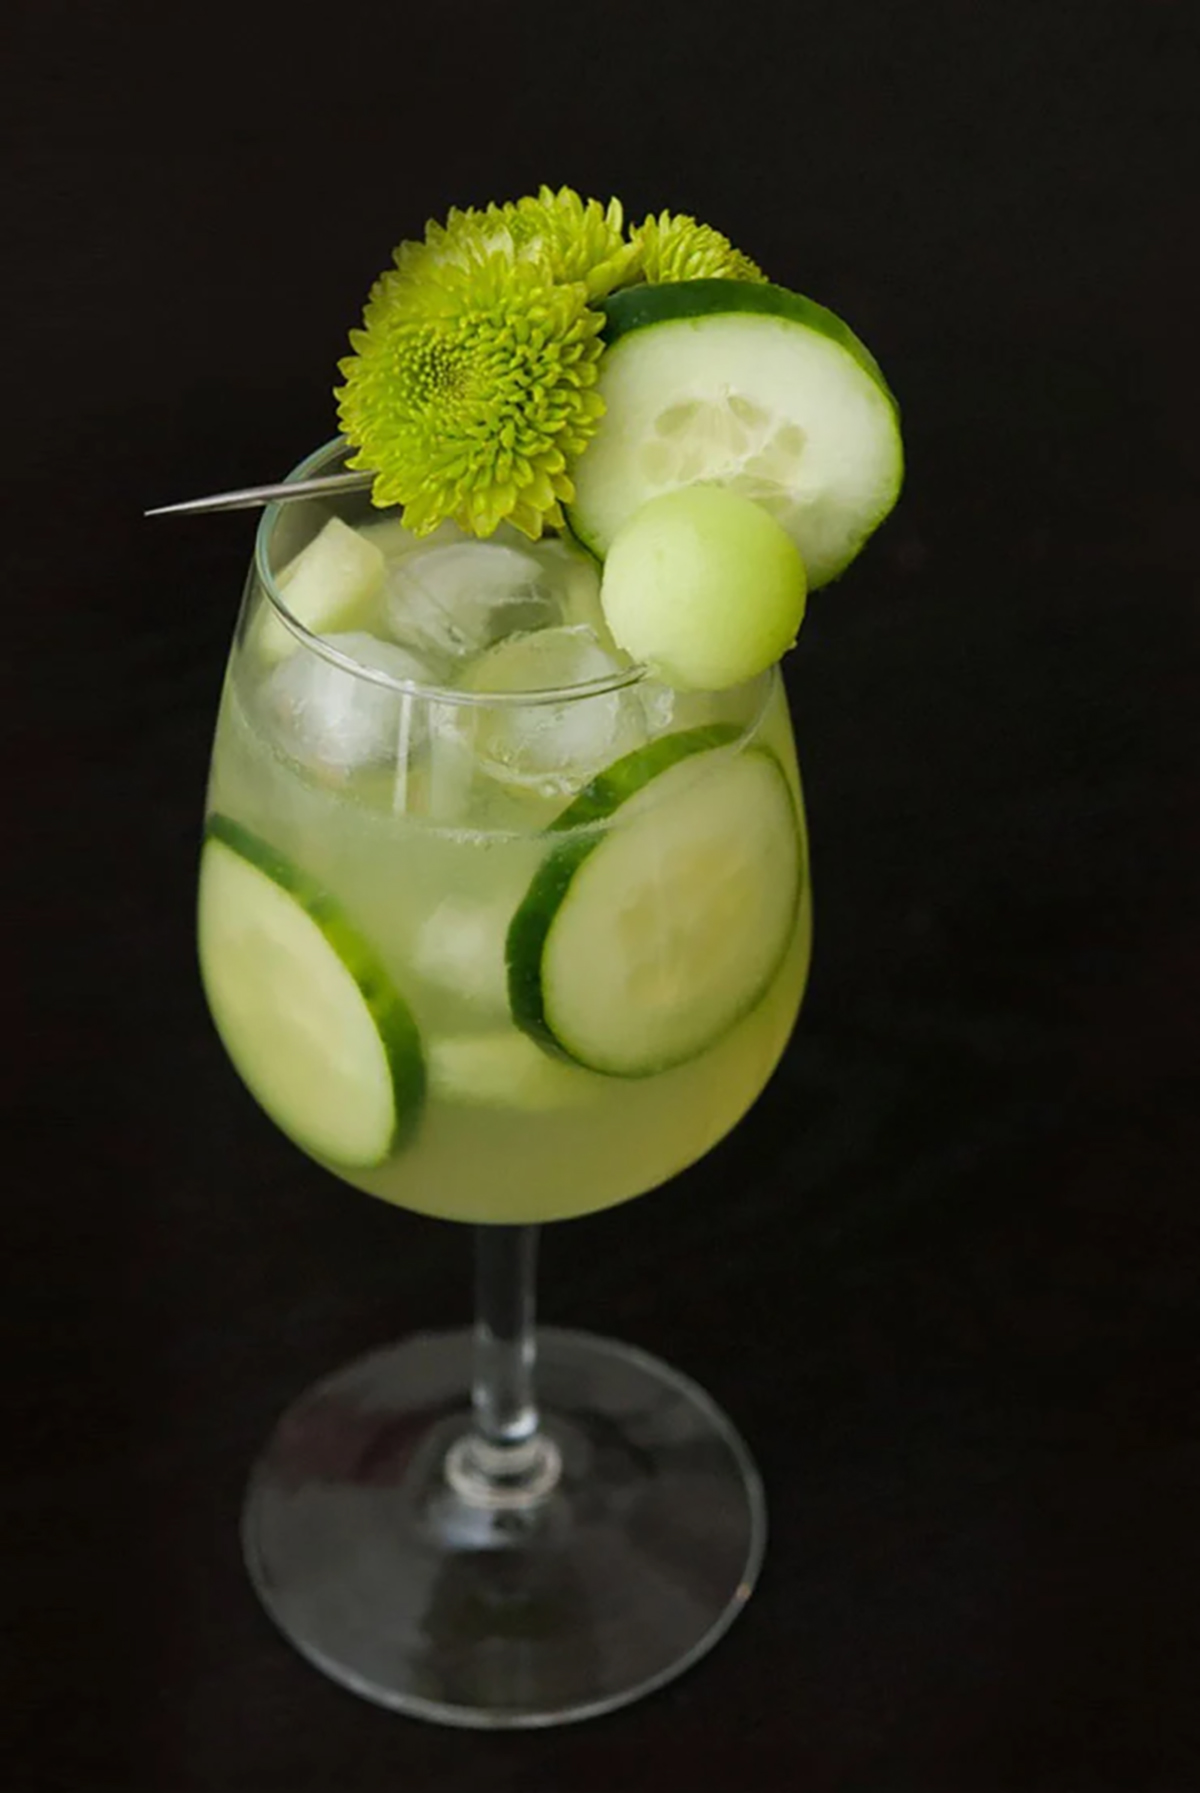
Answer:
258;630;433;777
637;673;680;737
458;625;649;798
411;894;515;1013
358;515;463;561
384;540;564;666
523;536;611;643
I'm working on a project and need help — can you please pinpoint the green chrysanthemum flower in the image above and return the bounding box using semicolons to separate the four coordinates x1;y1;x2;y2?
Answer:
633;211;767;285
336;236;606;539
498;186;644;297
398;186;642;300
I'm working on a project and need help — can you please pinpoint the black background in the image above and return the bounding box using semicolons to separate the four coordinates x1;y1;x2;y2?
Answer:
6;1;1200;1788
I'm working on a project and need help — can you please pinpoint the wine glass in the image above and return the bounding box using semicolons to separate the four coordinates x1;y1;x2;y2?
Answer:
197;437;812;1726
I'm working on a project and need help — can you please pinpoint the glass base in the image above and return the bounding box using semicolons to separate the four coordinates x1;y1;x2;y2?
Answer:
242;1327;767;1728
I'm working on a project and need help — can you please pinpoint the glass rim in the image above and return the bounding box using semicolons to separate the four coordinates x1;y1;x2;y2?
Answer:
253;437;653;710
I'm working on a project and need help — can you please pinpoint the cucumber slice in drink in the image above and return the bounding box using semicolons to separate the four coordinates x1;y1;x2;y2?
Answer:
429;1032;599;1109
568;280;903;589
507;727;802;1076
256;517;386;664
198;816;425;1166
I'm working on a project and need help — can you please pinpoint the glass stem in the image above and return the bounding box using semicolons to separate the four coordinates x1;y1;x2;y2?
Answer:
474;1223;539;1447
445;1225;561;1507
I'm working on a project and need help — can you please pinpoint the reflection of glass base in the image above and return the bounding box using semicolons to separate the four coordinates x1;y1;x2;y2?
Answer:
242;1327;766;1728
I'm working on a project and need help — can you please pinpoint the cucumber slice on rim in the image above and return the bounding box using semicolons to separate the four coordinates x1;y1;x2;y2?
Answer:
568;280;903;589
507;726;802;1076
198;816;424;1166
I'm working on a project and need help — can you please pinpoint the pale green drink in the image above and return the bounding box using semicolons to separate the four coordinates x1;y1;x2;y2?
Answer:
199;452;811;1224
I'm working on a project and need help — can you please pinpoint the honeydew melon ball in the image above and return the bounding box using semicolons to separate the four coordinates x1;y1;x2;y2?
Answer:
598;486;806;691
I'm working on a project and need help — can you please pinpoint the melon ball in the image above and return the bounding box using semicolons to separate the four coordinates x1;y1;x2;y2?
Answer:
598;486;807;690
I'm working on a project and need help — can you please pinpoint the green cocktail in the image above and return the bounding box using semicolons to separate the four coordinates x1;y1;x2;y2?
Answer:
189;189;900;1725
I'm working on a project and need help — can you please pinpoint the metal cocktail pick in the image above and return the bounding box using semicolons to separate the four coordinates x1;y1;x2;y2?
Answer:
144;468;374;518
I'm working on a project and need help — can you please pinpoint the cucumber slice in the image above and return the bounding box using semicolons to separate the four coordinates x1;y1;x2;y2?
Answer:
256;517;386;664
507;727;801;1076
429;1032;600;1109
568;280;903;589
198;816;424;1165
